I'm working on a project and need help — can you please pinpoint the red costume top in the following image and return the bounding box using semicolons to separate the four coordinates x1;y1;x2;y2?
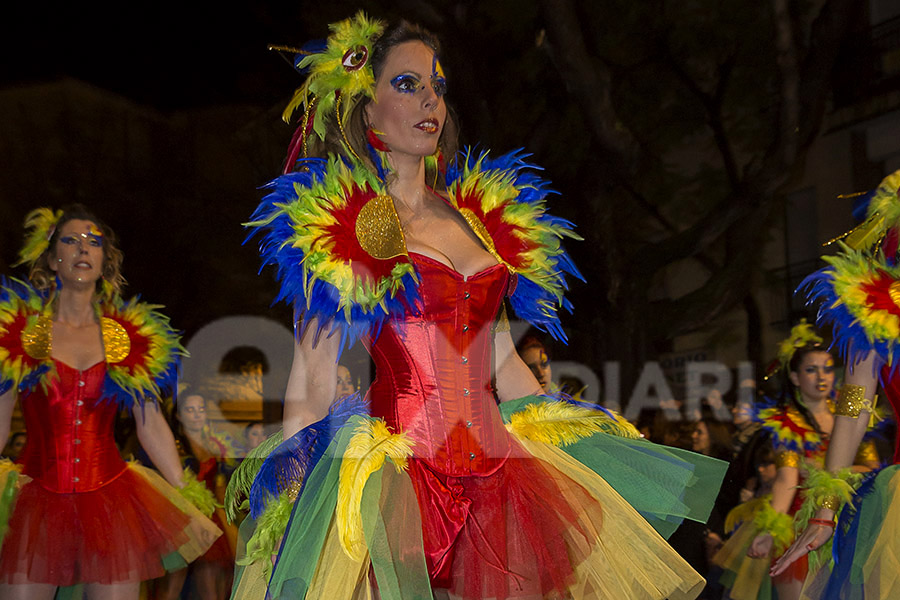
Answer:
19;360;126;493
0;284;218;586
365;253;510;477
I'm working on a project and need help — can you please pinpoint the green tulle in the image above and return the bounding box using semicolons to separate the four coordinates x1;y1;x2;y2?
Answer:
234;415;433;600
499;395;728;538
0;467;19;544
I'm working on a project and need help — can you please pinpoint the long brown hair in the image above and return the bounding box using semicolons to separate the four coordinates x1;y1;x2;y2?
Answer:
303;20;459;189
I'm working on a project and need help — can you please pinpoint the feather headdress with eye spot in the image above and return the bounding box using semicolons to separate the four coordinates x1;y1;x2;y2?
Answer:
275;11;384;171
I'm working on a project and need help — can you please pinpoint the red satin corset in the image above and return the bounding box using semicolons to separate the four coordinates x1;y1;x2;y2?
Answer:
19;360;127;493
365;252;511;477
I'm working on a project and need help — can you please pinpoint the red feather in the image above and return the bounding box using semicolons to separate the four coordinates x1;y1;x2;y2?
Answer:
861;271;900;318
451;184;537;270
316;183;409;284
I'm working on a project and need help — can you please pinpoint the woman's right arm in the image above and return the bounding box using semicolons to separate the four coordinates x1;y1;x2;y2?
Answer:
0;390;16;455
283;321;341;439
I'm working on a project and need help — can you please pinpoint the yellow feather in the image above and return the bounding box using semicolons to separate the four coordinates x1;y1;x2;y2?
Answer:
336;419;414;560
506;401;641;446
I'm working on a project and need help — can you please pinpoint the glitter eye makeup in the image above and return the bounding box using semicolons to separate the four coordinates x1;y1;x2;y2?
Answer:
389;72;447;97
431;77;447;97
60;232;103;247
391;74;422;94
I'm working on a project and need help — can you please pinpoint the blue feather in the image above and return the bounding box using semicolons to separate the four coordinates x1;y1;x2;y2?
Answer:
445;148;583;343
248;393;368;518
799;267;900;379
245;160;421;357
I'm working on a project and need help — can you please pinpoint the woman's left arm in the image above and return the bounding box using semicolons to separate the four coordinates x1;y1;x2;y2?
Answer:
494;327;544;402
135;400;186;488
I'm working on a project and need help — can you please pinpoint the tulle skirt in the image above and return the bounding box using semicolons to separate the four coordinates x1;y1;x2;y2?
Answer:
233;403;727;600
801;465;900;600
0;463;222;586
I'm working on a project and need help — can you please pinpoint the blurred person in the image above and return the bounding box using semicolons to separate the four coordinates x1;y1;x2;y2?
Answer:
0;206;219;599
516;335;555;394
335;364;356;400
2;432;26;461
243;421;267;453
714;322;876;600
152;390;237;600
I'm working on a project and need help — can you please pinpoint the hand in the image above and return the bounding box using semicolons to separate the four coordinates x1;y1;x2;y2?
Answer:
747;533;773;558
770;521;834;576
739;487;755;503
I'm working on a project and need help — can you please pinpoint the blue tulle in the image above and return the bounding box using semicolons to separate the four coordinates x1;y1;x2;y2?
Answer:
824;468;882;599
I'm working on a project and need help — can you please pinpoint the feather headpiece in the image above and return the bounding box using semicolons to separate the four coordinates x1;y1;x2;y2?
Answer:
826;170;900;256
14;208;63;268
775;319;823;371
277;12;385;171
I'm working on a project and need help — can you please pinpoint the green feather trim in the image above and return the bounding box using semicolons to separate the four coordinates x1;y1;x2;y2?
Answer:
225;430;284;522
798;465;861;515
0;460;22;544
178;468;218;517
794;465;862;571
237;491;294;580
752;502;794;554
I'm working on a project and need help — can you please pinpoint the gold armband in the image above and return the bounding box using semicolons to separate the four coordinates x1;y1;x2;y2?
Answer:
775;450;801;469
819;494;842;512
835;385;876;418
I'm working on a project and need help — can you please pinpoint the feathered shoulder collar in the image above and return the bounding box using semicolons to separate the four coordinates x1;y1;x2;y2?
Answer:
0;279;185;409
246;148;582;352
755;397;824;454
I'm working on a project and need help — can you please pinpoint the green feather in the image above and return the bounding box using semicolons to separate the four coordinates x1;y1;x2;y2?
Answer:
225;431;284;522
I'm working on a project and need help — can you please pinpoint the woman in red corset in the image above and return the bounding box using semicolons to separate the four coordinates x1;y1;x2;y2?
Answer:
0;205;220;599
229;13;727;600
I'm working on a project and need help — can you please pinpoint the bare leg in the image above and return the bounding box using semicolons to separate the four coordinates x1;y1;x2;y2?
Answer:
0;582;57;600
192;562;225;600
147;569;187;600
775;578;803;600
84;581;140;600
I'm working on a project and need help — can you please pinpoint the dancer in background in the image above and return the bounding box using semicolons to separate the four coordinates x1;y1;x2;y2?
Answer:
772;171;900;599
0;205;220;599
152;389;238;599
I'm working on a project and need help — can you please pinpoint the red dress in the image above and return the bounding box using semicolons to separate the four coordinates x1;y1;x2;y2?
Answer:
363;253;606;598
0;360;214;586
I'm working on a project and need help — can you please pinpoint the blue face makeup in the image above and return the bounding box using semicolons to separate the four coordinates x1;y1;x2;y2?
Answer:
60;232;102;248
388;54;448;98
